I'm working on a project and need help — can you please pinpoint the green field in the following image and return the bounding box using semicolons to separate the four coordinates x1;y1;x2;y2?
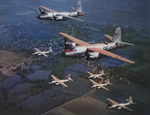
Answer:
122;61;150;78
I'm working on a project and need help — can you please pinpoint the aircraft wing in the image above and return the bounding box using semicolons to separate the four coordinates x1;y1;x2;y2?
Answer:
89;79;99;85
118;105;133;111
101;86;109;91
40;52;48;57
59;33;134;63
34;48;41;52
51;75;68;87
40;6;57;12
88;48;135;64
106;98;133;111
59;32;90;46
107;98;120;105
87;71;93;75
104;34;113;41
56;14;84;22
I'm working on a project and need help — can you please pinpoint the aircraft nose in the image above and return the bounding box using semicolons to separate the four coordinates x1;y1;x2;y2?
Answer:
37;15;41;19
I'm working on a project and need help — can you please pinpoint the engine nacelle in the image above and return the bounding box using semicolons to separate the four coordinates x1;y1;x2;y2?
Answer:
55;16;63;20
56;83;59;85
117;106;121;110
115;106;121;110
97;87;101;89
71;42;76;47
89;52;99;58
65;42;76;50
66;42;76;47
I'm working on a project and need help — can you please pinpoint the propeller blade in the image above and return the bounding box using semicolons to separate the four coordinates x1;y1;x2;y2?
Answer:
85;49;90;60
59;44;64;47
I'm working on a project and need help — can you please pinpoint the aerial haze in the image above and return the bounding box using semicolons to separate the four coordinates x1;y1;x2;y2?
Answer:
0;0;150;115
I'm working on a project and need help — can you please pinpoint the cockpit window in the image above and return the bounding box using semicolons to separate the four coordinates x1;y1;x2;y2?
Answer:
40;8;48;15
65;43;73;50
41;11;48;16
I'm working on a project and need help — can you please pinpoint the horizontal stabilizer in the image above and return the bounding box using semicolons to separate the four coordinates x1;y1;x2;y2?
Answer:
104;34;113;41
132;102;137;104
72;7;75;10
117;42;135;46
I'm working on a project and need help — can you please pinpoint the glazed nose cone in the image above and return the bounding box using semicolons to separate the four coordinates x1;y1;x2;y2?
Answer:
37;15;41;19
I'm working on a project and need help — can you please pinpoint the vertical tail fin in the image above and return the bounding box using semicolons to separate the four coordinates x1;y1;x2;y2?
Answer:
67;74;74;81
106;79;113;85
126;96;132;104
101;70;104;74
126;96;136;104
106;79;112;85
48;47;53;53
107;79;110;84
74;0;82;12
112;27;135;45
112;27;122;43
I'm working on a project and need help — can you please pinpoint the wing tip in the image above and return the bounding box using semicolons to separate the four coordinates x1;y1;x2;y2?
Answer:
125;60;134;64
39;5;44;8
64;85;68;87
106;98;110;100
129;109;133;111
59;32;65;35
130;61;135;64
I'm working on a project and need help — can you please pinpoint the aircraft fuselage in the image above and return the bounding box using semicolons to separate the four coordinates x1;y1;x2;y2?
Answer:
109;103;130;109
94;83;108;87
37;11;83;21
65;42;116;57
89;74;102;78
49;79;69;84
91;82;109;89
88;73;104;78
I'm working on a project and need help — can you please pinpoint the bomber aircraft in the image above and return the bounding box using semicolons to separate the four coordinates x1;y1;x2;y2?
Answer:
49;74;74;87
87;70;105;79
32;47;53;57
37;0;84;21
59;27;135;64
106;96;136;111
89;79;112;91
